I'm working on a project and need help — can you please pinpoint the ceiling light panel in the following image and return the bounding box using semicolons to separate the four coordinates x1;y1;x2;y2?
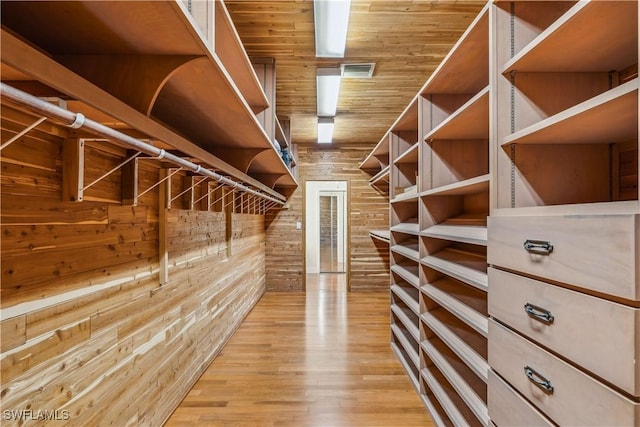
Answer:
314;0;351;58
317;117;334;144
316;68;341;117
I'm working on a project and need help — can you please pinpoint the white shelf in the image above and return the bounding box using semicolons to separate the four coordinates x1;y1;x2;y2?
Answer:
391;284;420;316
421;248;488;292
394;141;420;164
369;229;390;243
420;5;489;95
391;304;419;342
391;188;419;203
391;243;420;262
422;278;488;337
391;342;420;393
370;164;390;186
422;338;489;426
503;79;638;146
390;264;420;288
421;174;490;197
420;394;451;427
391;323;420;370
421;224;487;246
503;1;638;73
422;312;489;383
421;366;477;427
391;222;420;236
424;87;489;141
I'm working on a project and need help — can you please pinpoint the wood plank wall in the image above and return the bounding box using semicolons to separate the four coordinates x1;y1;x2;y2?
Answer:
265;144;389;291
0;107;266;426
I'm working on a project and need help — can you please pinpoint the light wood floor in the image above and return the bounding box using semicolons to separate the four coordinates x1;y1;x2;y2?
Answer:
165;274;433;426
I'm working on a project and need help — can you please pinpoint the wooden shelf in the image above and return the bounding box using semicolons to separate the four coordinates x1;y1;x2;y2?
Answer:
421;174;490;198
391;189;420;203
422;278;488;337
0;2;298;194
360;132;390;172
421;366;479;427
394;142;420;164
392;343;421;393
391;284;420;316
369;229;390;243
503;2;638;73
392;324;420;370
391;243;420;262
420;6;489;95
420;394;452;427
503;79;638;146
424;87;490;141
422;312;489;383
391;304;420;342
392;97;419;132
422;224;487;246
391;221;420;236
421;338;489;426
391;264;420;288
274;115;290;149
421;248;488;292
370;165;390;186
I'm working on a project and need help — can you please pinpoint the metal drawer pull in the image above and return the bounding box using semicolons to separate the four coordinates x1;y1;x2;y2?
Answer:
523;239;553;255
524;303;554;324
524;366;554;394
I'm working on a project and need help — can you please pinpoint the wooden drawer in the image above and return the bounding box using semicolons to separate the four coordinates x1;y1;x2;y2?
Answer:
487;213;639;301
489;268;640;397
488;369;554;427
489;320;640;426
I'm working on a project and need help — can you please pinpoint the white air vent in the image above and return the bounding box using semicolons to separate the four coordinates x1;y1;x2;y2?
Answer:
340;63;375;78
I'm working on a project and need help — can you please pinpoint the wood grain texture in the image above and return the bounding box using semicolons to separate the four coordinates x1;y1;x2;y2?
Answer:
225;0;486;146
166;273;434;427
264;144;389;291
1;106;267;426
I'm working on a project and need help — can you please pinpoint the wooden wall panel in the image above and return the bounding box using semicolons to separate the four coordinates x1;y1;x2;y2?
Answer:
0;109;266;426
265;144;389;291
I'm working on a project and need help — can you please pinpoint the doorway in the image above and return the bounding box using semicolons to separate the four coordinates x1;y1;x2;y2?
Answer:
305;181;347;274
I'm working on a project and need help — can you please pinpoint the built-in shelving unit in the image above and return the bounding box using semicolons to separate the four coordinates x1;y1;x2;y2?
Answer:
360;2;639;425
488;2;639;426
417;5;490;426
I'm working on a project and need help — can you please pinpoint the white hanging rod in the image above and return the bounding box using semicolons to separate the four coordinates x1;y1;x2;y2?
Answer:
0;83;286;206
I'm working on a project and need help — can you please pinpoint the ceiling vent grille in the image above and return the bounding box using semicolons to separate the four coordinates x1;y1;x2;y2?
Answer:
340;63;375;78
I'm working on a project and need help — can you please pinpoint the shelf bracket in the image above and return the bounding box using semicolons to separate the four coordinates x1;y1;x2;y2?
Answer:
138;167;183;208
171;176;208;208
0;116;47;151
83;150;142;192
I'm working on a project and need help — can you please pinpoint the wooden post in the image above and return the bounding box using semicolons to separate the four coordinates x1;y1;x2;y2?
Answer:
62;138;84;202
225;188;233;257
158;169;171;285
121;150;139;206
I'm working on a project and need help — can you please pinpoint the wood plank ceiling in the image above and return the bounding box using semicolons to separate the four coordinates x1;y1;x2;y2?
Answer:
226;0;486;147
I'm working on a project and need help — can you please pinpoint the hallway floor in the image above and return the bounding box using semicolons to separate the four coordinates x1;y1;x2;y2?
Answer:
165;274;433;426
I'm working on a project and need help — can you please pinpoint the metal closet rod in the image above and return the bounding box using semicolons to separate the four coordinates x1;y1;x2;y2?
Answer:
0;82;286;206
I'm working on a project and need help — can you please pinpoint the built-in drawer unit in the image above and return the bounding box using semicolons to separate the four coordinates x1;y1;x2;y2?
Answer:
489;320;640;427
488;370;554;427
488;212;639;301
488;267;640;396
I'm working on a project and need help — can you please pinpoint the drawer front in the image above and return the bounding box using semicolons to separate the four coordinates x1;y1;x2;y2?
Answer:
489;320;640;426
487;214;639;300
489;267;640;396
488;369;554;427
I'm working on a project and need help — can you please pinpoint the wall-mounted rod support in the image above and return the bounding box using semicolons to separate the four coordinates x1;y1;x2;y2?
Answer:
0;83;285;206
138;167;183;199
0;116;47;151
83;151;141;191
171;176;208;203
